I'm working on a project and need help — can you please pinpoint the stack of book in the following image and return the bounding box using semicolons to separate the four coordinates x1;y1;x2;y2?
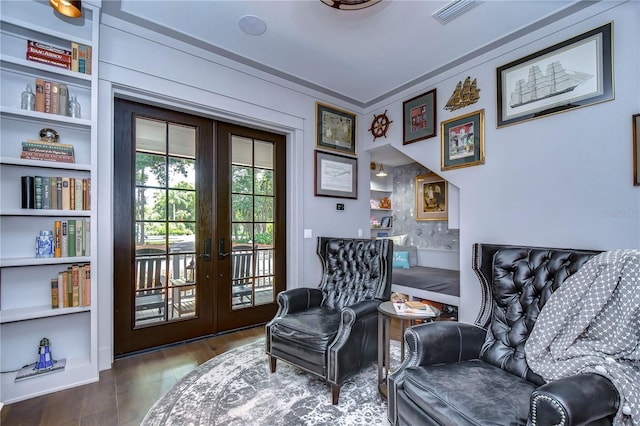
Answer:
21;139;75;163
22;175;90;210
26;40;92;75
50;263;91;309
52;219;91;258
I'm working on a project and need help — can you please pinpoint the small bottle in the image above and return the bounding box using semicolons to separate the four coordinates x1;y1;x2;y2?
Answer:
21;84;35;110
69;95;81;118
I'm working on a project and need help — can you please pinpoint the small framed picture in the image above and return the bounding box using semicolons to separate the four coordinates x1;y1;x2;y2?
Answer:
403;89;437;145
441;109;485;171
316;102;357;155
415;173;447;221
314;150;357;199
634;114;640;186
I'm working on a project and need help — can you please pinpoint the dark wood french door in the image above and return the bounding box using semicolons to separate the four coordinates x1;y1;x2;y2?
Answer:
113;99;285;356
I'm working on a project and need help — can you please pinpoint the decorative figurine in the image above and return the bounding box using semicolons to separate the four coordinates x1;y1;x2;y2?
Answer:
380;197;391;209
35;338;55;371
39;128;60;143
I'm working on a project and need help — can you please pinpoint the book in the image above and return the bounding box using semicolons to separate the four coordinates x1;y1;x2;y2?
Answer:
35;78;45;112
75;178;83;211
76;219;84;256
405;301;428;310
58;83;69;116
85;45;92;75
25;52;70;70
44;80;51;113
20;151;75;163
50;82;60;115
67;219;76;257
71;264;80;307
34;176;43;209
56;177;63;210
50;177;58;210
21;176;34;209
84;219;91;256
42;177;50;209
23;139;75;154
84;178;91;210
57;271;64;308
77;44;86;74
53;220;62;257
51;278;59;309
69;177;76;210
59;270;67;307
61;220;68;257
71;42;79;72
61;178;71;210
82;264;91;306
27;40;72;63
67;267;73;307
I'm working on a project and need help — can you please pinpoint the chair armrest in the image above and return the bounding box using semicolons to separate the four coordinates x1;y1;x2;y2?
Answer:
275;287;323;316
387;322;486;425
529;373;619;426
402;321;487;368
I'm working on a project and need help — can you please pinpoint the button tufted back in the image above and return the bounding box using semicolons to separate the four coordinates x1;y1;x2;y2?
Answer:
317;237;392;311
473;244;600;384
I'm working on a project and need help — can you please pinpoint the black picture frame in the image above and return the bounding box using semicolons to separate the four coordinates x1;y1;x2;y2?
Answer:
403;89;437;144
316;102;357;155
314;150;358;199
496;22;613;128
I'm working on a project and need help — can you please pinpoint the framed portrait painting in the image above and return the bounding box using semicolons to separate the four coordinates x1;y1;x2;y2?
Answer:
441;109;485;171
314;150;358;199
415;173;447;221
316;102;357;155
403;89;437;145
497;22;613;128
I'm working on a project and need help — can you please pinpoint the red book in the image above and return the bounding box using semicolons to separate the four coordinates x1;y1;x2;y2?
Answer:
20;151;75;163
26;52;71;70
27;40;71;62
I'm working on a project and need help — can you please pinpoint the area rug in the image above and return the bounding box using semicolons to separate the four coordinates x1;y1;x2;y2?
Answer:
142;338;400;425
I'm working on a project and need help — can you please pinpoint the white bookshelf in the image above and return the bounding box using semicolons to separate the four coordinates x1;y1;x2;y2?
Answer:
0;0;100;404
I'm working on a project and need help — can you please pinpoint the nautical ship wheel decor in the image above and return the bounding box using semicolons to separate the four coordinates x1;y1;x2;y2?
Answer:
369;110;393;141
444;77;480;111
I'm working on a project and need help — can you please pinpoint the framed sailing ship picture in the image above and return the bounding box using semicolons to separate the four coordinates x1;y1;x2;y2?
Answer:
496;22;613;128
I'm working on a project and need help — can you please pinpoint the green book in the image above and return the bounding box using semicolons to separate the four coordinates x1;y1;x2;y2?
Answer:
67;219;76;257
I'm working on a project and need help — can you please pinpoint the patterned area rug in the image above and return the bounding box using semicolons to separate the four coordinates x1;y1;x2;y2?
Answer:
142;338;400;425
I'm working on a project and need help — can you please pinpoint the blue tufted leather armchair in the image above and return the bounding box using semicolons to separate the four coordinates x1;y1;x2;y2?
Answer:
266;237;392;404
388;243;620;426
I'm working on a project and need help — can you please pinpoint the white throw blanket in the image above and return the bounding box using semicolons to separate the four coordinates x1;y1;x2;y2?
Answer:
525;249;640;426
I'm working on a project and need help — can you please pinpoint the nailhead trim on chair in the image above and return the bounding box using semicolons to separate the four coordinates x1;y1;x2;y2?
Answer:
530;394;566;426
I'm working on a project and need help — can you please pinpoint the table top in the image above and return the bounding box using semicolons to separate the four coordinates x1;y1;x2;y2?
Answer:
378;300;440;320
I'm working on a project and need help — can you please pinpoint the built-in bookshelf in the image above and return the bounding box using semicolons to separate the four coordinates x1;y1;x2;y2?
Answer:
0;0;100;404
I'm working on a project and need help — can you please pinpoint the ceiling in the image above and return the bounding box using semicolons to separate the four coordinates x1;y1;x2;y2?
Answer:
101;0;603;109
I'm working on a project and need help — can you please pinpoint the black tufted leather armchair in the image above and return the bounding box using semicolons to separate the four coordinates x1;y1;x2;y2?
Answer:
266;237;392;404
388;243;620;426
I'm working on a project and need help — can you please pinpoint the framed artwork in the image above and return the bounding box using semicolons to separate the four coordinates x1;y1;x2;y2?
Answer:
314;150;357;199
634;114;640;186
316;102;357;155
441;109;485;171
415;173;447;221
403;89;437;145
497;22;613;128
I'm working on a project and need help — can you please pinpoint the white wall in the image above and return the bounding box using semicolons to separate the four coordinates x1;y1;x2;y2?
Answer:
361;1;640;323
96;1;639;369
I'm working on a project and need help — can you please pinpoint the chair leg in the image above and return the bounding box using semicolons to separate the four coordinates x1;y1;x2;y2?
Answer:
269;356;277;373
331;383;341;405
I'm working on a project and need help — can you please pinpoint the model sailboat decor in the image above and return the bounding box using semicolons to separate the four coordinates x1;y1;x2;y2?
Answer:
444;77;480;111
15;337;66;382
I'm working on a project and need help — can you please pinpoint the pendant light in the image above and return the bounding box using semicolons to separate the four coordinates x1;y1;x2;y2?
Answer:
50;0;82;18
376;164;387;177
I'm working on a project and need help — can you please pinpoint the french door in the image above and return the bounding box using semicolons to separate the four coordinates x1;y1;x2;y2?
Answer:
114;99;285;356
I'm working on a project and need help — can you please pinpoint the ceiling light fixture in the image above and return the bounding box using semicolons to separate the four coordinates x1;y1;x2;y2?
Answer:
320;0;381;11
239;15;267;36
50;0;82;18
376;164;387;177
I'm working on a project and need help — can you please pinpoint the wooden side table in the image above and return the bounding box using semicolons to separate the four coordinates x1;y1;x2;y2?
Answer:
377;300;440;398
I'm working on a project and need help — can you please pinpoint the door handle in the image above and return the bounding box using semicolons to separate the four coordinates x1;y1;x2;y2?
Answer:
218;238;230;259
198;237;212;261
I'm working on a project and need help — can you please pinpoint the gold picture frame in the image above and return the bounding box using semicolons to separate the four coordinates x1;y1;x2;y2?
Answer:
415;173;447;221
441;109;485;171
316;102;357;155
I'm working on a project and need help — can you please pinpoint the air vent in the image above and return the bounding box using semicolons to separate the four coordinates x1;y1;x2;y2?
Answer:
432;0;482;24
